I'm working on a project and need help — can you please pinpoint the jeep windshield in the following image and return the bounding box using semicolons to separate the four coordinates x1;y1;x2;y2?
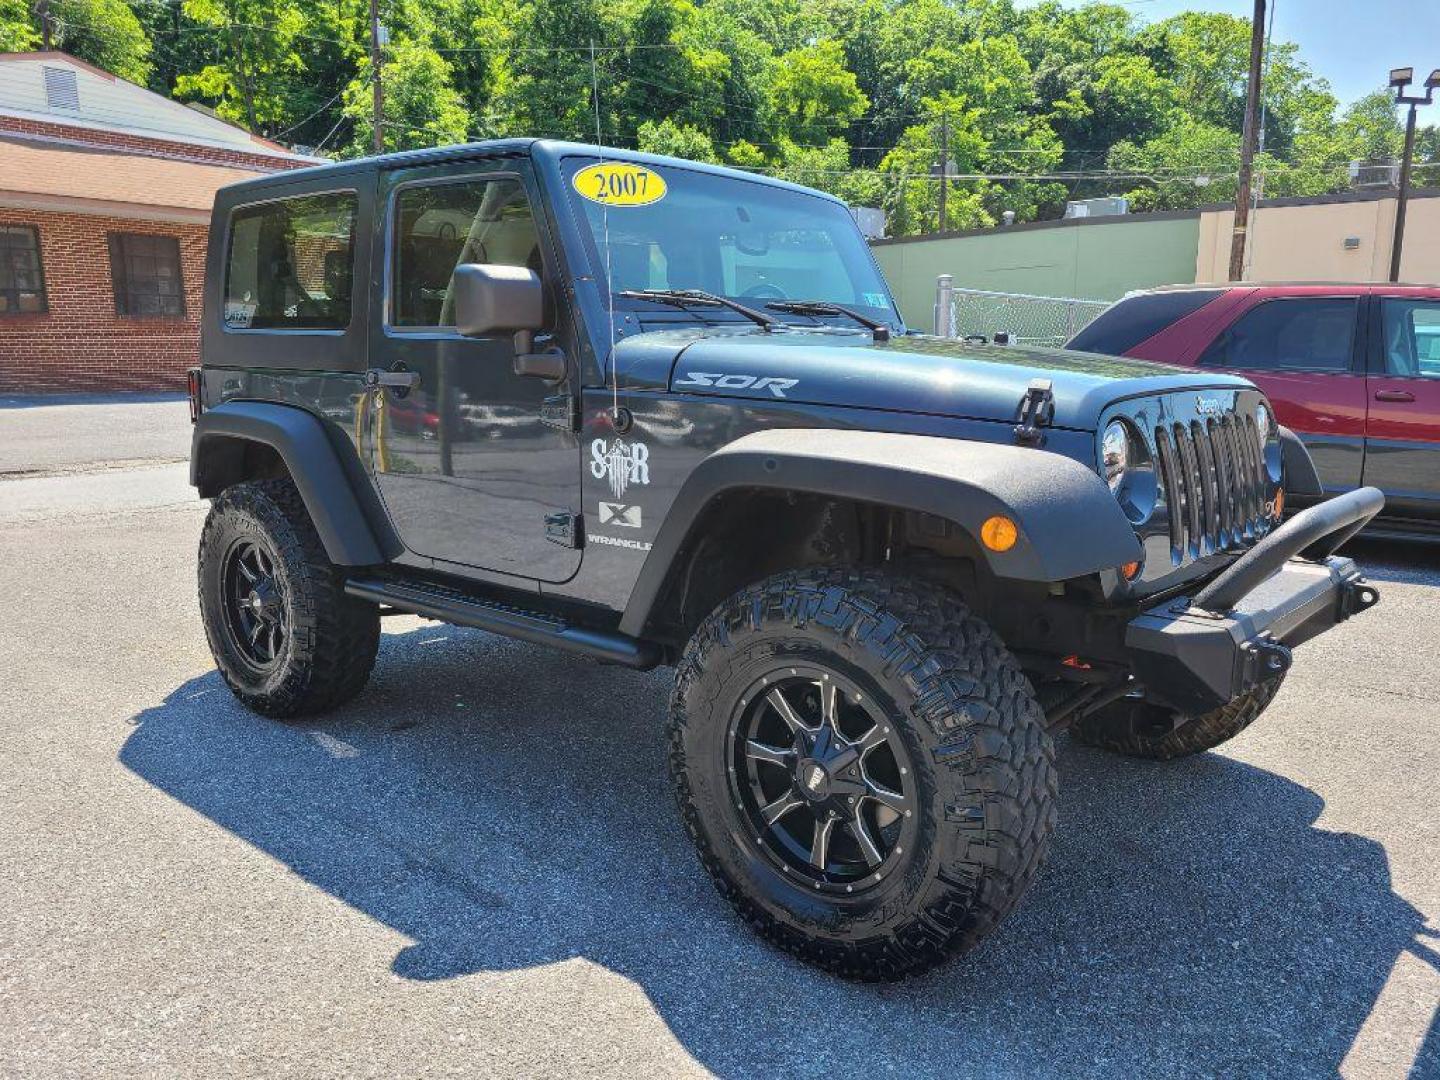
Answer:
561;156;900;332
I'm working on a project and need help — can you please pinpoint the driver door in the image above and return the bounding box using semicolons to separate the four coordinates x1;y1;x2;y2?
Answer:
364;159;582;582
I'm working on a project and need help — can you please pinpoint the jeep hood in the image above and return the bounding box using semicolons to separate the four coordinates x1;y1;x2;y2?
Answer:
611;327;1254;431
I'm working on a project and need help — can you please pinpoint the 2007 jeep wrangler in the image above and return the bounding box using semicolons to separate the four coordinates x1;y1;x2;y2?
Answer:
190;141;1383;980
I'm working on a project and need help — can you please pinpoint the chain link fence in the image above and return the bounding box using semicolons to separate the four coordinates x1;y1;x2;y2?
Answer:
933;276;1111;347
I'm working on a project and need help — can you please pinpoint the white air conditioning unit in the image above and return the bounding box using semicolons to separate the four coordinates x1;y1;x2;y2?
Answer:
1349;161;1400;188
1063;197;1129;220
850;206;887;240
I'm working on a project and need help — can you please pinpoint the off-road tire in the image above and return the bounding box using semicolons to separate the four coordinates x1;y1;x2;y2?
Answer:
1069;677;1285;761
199;478;379;718
668;567;1056;981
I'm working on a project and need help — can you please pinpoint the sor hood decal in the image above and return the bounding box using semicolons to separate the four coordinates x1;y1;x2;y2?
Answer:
590;438;651;498
674;372;799;398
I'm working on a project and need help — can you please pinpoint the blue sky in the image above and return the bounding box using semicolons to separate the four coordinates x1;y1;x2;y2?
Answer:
1020;0;1438;107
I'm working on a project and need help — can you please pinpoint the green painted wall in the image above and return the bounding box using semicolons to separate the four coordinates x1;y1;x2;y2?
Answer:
870;214;1201;330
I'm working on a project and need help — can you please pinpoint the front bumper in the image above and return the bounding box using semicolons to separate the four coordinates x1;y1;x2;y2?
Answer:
1125;487;1383;715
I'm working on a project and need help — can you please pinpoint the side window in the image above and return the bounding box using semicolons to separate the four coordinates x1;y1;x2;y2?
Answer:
1379;298;1440;379
1198;298;1358;372
109;233;185;318
224;192;357;330
0;223;47;315
392;177;540;329
1066;290;1223;354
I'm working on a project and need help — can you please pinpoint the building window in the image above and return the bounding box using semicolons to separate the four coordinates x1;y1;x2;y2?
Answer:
109;233;186;318
0;224;47;315
224;192;357;330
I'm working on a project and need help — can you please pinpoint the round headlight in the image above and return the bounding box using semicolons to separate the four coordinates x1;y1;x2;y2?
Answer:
1256;402;1273;440
1102;419;1130;491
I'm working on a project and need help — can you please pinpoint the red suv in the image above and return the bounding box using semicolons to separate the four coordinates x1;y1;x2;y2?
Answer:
1068;283;1440;538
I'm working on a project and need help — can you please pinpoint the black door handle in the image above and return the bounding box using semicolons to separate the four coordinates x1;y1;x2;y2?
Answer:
1374;389;1416;403
365;367;421;396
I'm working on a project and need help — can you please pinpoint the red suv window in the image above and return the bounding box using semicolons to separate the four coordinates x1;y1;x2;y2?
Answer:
1067;289;1223;354
1197;297;1358;372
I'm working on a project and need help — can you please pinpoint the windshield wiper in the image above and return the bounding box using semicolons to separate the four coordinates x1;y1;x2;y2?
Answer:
617;289;783;331
765;299;891;342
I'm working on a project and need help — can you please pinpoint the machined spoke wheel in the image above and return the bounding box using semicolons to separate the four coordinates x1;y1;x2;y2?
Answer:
728;666;916;893
669;568;1057;981
222;538;289;669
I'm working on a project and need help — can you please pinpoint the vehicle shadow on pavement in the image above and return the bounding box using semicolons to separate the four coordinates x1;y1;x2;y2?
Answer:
120;626;1437;1077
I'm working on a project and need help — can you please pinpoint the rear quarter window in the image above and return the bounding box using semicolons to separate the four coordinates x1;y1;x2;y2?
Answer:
1066;290;1224;355
224;191;358;331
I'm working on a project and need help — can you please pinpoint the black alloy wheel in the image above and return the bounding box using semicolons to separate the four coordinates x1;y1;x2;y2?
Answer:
670;568;1057;980
727;665;915;894
199;478;380;718
222;538;289;670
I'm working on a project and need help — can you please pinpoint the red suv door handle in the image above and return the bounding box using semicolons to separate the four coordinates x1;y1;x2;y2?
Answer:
1374;389;1416;403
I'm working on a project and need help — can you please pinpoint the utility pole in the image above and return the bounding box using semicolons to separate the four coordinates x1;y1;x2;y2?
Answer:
369;0;385;154
1228;0;1266;281
937;114;949;233
1388;67;1437;282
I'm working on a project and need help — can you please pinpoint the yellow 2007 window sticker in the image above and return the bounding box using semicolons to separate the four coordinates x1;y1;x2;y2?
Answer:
573;162;668;207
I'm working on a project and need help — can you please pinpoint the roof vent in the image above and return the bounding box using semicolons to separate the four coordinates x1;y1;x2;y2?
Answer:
43;66;80;111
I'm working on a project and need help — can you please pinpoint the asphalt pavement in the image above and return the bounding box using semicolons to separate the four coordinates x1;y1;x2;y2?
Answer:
1;396;1437;1078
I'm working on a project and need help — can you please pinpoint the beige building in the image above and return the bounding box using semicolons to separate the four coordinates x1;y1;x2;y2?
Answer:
1196;189;1440;285
872;187;1440;330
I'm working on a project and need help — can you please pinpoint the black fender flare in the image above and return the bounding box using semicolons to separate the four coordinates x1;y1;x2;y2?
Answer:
1278;425;1324;499
190;400;391;566
619;428;1141;637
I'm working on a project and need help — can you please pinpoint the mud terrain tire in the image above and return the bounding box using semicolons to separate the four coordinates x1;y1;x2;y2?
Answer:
199;478;379;718
1069;678;1285;761
669;568;1056;981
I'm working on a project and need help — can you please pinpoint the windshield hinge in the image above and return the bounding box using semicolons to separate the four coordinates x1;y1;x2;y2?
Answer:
1014;379;1055;447
546;510;582;548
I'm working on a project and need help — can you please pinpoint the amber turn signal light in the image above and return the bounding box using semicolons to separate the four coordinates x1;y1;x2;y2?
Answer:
1271;487;1285;519
980;515;1019;552
1121;560;1141;580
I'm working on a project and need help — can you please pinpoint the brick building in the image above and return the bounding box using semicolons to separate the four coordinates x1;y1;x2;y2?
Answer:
0;52;319;393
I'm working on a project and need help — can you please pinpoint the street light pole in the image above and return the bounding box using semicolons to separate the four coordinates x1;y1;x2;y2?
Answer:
1388;67;1437;283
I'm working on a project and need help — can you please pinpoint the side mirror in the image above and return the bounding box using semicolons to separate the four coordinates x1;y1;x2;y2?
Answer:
451;263;566;381
452;263;544;340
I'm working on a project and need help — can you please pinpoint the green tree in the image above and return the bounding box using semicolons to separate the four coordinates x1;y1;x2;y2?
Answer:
50;0;152;83
396;0;515;137
636;117;717;162
0;0;39;52
494;0;616;141
769;40;867;146
1107;118;1239;211
342;37;471;154
175;0;306;134
129;0;219;98
724;139;766;168
1016;4;1171;175
615;0;731;140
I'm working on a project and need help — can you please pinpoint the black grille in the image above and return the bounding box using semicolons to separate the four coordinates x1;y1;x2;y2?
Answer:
1154;412;1268;561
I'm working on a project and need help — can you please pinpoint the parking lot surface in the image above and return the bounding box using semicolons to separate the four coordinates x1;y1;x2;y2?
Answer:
1;398;1437;1078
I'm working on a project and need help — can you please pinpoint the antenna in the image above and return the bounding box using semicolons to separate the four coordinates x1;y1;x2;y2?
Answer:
590;41;621;424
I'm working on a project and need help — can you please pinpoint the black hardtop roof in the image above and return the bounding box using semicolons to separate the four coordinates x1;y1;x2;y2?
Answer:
218;138;840;203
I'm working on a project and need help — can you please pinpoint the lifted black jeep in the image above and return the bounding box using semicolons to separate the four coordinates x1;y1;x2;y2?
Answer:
190;141;1383;980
